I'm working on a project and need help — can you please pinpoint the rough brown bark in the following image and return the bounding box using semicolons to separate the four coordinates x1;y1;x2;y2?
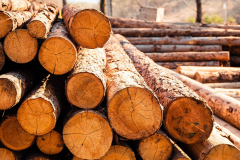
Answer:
38;22;77;75
104;35;163;140
145;51;229;62
0;42;5;71
112;28;240;37
205;82;240;89
116;34;214;144
135;44;222;53
157;61;220;69
0;11;34;38
195;70;240;83
62;4;111;49
100;0;105;14
214;88;240;98
17;74;64;136
66;47;106;109
63;109;113;159
28;4;59;39
127;37;240;46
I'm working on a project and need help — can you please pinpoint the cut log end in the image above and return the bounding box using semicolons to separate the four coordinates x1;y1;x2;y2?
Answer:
66;73;104;109
108;87;162;140
27;20;47;39
39;37;77;75
0;12;12;38
4;29;38;63
99;145;136;160
139;133;172;160
0;148;16;160
0;116;35;151
63;111;112;160
165;97;213;144
36;130;64;155
0;78;17;110
70;10;111;49
17;98;56;136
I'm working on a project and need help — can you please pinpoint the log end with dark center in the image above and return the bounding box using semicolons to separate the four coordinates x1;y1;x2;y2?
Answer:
0;12;12;38
27;20;47;39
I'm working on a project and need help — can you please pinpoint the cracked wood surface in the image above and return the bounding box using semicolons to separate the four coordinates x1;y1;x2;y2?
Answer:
28;4;59;39
62;4;111;49
66;47;106;109
104;35;163;140
4;29;38;63
63;110;113;159
17;74;64;136
116;34;214;144
39;22;77;75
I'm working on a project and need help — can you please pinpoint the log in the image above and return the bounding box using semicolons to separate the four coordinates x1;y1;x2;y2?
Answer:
135;45;222;53
63;109;113;159
0;0;31;11
38;22;77;75
66;47;106;109
138;130;172;160
17;74;64;136
116;34;214;144
0;11;33;38
30;2;44;11
145;51;229;62
178;70;196;79
4;29;38;63
180;127;240;160
0;42;5;71
113;28;240;37
36;130;64;155
230;56;240;65
204;82;240;89
0;115;36;151
0;147;20;160
99;145;136;160
170;140;191;160
28;4;59;39
0;68;38;110
195;70;240;83
104;35;163;140
214;88;240;98
25;150;61;160
128;37;240;46
157;61;220;69
62;4;111;49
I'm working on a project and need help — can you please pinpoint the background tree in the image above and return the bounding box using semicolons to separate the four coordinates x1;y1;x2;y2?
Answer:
196;0;202;23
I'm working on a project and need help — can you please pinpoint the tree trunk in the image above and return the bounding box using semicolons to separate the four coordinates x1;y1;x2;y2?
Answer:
0;68;38;110
116;34;214;144
157;61;220;69
36;130;64;155
0;115;36;151
62;0;67;6
62;4;111;49
38;22;77;75
99;145;136;160
66;47;106;109
204;82;240;89
106;0;112;16
17;74;65;136
214;88;240;98
127;37;240;46
196;0;202;23
0;11;34;38
138;130;173;160
194;70;240;83
100;0;105;14
180;127;240;160
104;35;163;140
135;44;222;53
145;51;229;62
0;42;5;71
170;140;191;160
112;28;240;37
4;29;38;63
28;4;59;39
63;109;113;159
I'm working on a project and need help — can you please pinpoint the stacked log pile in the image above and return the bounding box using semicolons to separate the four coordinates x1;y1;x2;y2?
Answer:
0;2;239;160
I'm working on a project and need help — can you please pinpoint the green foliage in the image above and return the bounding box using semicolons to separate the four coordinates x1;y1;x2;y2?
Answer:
203;14;223;24
185;16;196;23
227;16;236;23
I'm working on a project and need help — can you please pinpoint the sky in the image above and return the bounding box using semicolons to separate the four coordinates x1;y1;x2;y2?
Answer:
67;0;99;3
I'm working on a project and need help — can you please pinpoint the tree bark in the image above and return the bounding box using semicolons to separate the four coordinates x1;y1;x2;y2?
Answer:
214;88;240;98
157;61;220;69
0;42;5;71
17;74;65;136
62;4;111;49
38;22;77;75
63;109;113;159
145;51;229;62
196;0;202;23
28;4;59;39
100;0;105;14
116;34;214;144
0;0;32;11
66;47;106;109
135;44;222;53
104;35;163;140
62;0;67;6
204;82;240;89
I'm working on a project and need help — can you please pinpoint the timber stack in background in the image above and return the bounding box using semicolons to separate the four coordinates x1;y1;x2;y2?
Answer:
0;1;239;160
